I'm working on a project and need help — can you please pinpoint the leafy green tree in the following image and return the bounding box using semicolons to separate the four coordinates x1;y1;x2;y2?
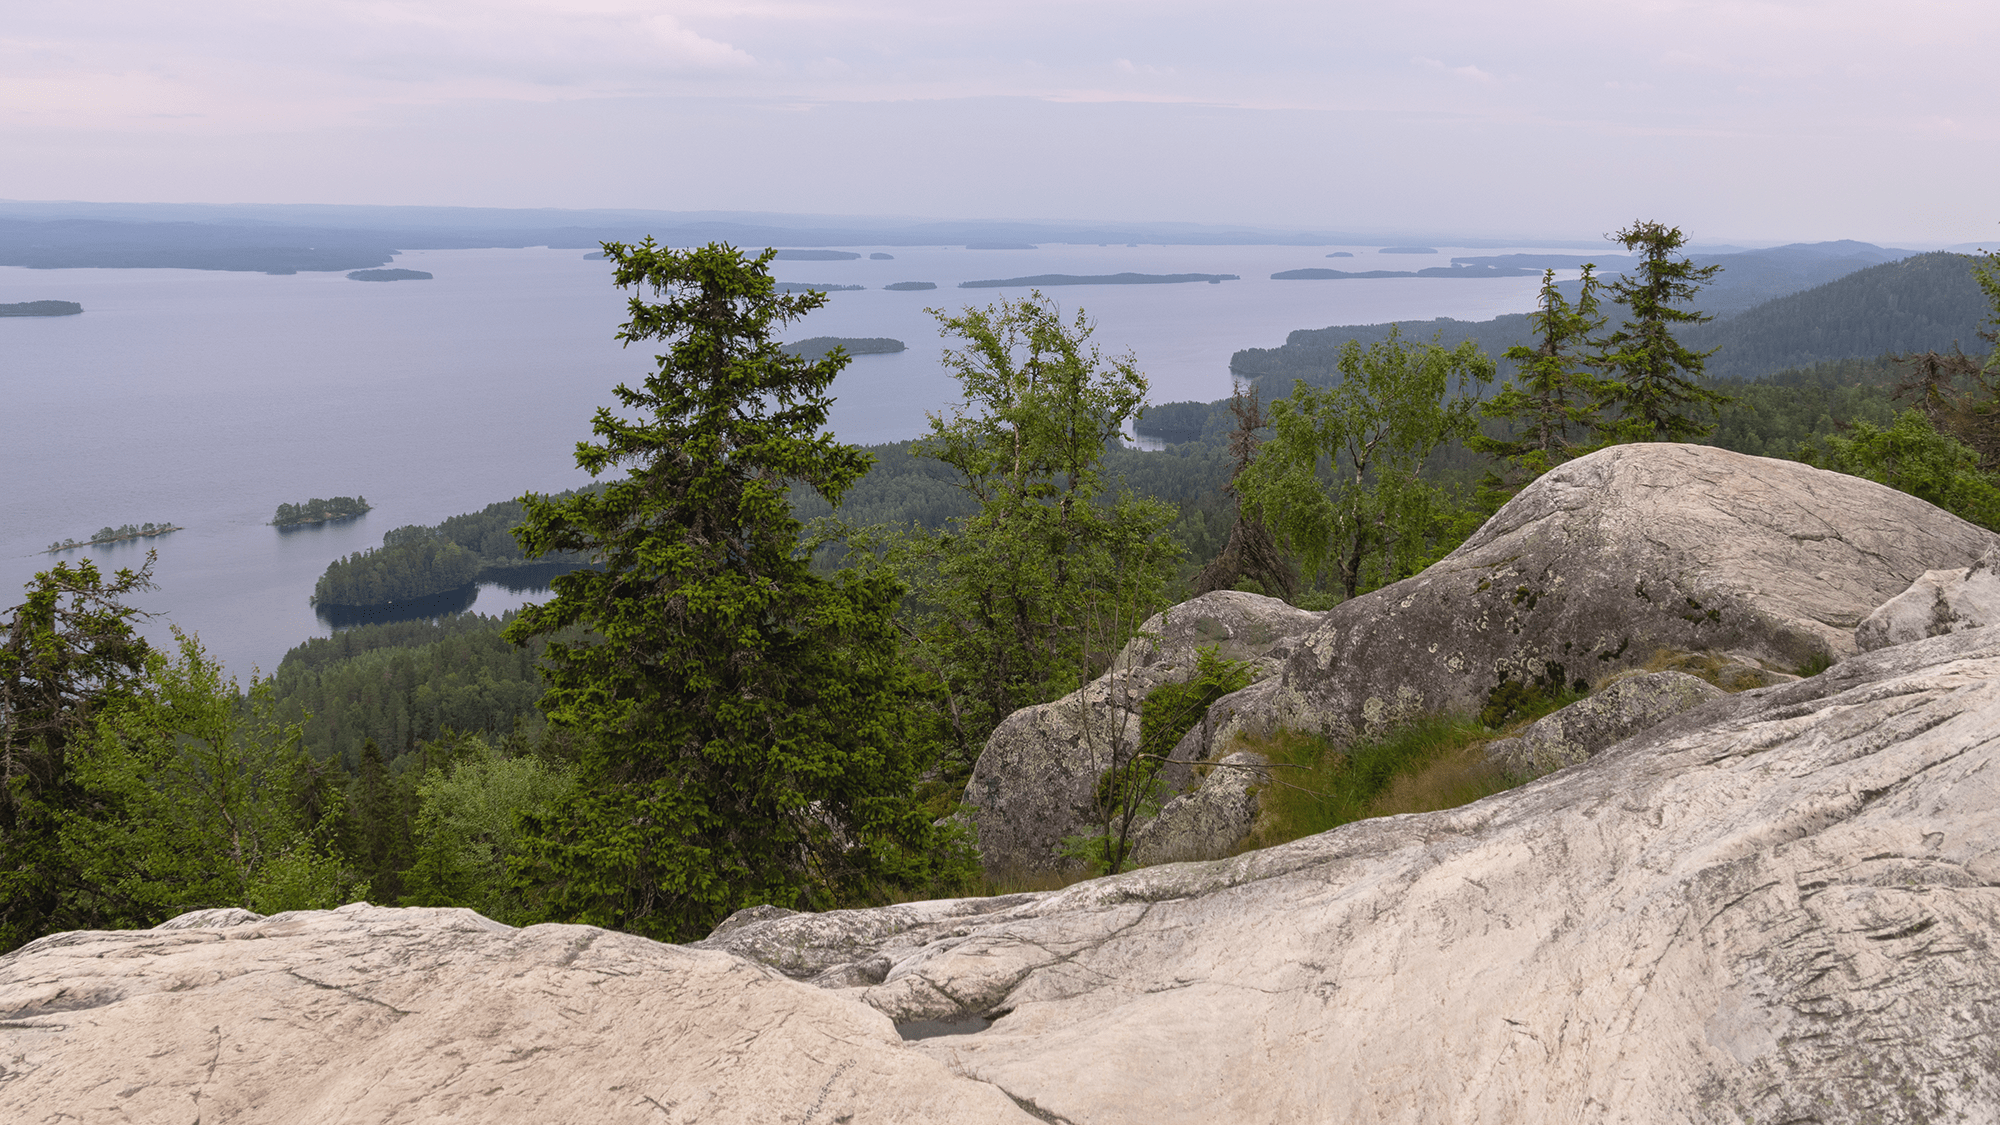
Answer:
0;555;154;951
875;294;1181;758
503;240;968;941
1472;267;1608;489
402;735;574;924
1798;409;2000;530
64;628;363;922
1594;221;1731;443
1237;327;1495;601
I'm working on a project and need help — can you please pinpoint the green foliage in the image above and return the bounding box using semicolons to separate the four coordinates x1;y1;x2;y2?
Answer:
1594;220;1732;443
0;555;155;951
313;529;481;606
854;294;1182;759
1242;716;1493;845
267;611;558;770
1236;326;1494;600
1797;409;2000;531
272;496;370;526
504;240;968;941
402;736;573;925
48;523;179;552
1472;267;1608;490
1061;644;1253;876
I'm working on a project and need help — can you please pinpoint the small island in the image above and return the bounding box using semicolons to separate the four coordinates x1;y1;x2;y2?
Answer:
47;522;181;553
869;252;895;260
2;300;83;317
347;269;434;282
273;496;372;526
780;337;907;359
775;282;864;293
1379;246;1440;254
959;272;1238;289
1326;252;1355;258
884;281;937;291
773;249;861;261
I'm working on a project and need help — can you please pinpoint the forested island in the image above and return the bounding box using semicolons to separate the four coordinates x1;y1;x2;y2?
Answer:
959;272;1238;288
884;281;936;290
780;336;907;358
347;269;433;282
1;300;82;316
273;496;371;526
775;281;864;293
869;252;894;260
46;522;180;552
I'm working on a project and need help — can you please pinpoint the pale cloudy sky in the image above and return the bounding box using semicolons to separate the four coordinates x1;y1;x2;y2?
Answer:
6;1;1996;243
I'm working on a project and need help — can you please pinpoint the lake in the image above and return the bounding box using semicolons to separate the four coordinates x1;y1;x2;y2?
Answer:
0;242;1568;683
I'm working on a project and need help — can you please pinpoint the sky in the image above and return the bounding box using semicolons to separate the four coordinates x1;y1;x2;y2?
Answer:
6;1;1998;245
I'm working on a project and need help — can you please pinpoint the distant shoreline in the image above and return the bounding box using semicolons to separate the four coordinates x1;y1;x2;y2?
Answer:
2;300;83;317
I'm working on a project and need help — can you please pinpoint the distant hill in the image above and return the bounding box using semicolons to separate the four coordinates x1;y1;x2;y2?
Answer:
1229;248;1990;390
1688;251;1989;380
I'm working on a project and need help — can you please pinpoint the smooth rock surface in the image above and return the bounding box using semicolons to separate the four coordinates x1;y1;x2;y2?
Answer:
1483;670;1725;776
1211;443;2000;746
704;626;2000;1124
1857;544;2000;651
9;633;2000;1122
965;590;1319;873
0;905;1034;1124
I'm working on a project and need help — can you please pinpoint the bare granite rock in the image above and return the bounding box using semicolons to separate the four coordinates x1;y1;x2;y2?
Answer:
8;627;2000;1122
0;905;1035;1124
964;590;1319;873
701;626;2000;1124
1207;443;2000;748
1483;669;1725;776
1857;543;2000;651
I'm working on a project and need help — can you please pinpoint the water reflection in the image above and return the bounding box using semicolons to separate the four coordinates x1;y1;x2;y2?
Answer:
315;584;479;629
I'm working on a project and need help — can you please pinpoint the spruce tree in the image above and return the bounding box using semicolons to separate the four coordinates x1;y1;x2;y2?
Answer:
1471;266;1608;493
503;241;963;940
1594;221;1731;443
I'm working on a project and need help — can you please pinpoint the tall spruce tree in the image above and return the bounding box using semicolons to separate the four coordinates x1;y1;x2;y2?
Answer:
503;241;963;941
1594;221;1730;443
1471;266;1608;492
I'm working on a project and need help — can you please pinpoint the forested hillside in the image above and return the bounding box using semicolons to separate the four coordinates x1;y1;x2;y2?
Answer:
1227;251;1985;391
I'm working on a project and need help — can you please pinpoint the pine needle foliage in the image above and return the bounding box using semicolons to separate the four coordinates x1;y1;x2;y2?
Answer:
502;241;969;942
1595;221;1733;443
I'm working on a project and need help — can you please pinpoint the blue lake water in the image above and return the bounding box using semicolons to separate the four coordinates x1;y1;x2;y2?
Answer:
1;242;1569;683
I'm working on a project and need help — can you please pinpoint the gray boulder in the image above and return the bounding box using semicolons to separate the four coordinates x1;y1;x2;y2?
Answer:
1483;669;1724;777
1857;543;2000;651
1209;443;1999;747
964;590;1319;874
1127;750;1267;866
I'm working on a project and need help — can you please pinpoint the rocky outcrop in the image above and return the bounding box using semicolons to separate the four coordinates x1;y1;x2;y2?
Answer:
702;626;2000;1124
1857;543;2000;651
964;590;1319;873
1127;750;1266;865
1482;669;1724;776
0;906;1035;1124
13;627;1999;1122
1209;443;2000;747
